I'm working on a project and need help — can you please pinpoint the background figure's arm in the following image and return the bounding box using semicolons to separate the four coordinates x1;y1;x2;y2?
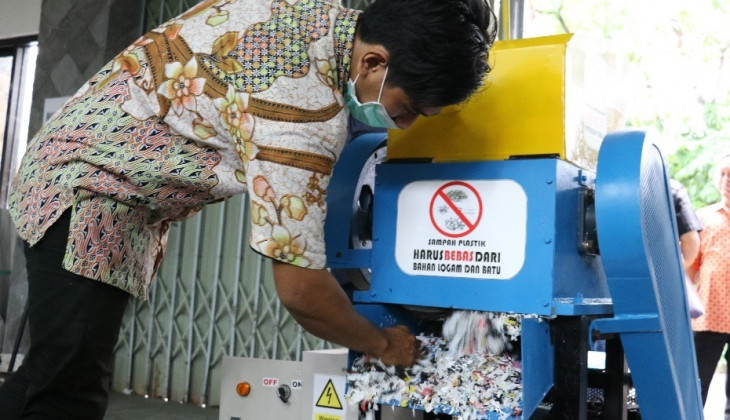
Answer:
679;230;700;280
271;261;419;366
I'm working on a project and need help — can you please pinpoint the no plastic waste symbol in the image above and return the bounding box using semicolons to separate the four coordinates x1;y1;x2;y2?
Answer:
429;181;483;238
315;379;343;410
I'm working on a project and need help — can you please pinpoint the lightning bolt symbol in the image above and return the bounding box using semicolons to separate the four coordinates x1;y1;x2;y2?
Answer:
326;387;334;403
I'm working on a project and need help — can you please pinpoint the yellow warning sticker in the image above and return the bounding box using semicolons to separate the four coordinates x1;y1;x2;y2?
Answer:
315;379;343;409
314;414;342;420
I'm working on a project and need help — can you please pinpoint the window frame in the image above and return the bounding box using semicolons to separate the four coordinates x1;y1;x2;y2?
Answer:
0;35;38;209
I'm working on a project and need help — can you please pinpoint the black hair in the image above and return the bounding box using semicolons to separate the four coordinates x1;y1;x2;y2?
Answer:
356;0;497;108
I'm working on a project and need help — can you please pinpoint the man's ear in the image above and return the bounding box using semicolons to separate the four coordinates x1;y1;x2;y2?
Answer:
358;46;389;75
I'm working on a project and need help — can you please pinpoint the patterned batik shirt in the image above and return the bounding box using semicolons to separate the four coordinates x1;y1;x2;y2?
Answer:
9;0;360;299
691;203;730;334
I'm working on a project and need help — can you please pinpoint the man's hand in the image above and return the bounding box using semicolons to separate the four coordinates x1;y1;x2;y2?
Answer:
377;325;420;366
272;261;419;367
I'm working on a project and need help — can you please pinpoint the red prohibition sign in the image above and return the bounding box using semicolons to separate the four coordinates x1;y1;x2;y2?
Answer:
429;181;483;238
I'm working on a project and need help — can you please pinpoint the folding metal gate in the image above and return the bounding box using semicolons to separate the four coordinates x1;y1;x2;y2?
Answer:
111;196;335;406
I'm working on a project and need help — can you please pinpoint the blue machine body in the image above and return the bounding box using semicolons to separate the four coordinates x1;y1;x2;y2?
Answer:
354;157;609;316
325;131;704;419
592;131;703;419
326;133;387;270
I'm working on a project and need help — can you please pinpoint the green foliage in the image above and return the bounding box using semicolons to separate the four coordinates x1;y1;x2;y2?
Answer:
525;0;730;208
668;137;728;209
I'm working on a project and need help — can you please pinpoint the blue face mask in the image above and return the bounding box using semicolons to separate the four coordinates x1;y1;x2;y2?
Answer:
345;67;399;129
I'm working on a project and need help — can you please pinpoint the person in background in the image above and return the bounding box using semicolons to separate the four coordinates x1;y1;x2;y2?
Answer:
689;154;730;418
670;179;704;319
0;0;498;419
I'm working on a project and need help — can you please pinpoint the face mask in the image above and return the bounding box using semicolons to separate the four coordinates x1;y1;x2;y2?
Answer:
345;67;399;129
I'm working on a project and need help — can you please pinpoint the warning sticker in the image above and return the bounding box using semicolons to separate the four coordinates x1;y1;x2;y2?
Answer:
314;414;342;420
429;181;483;238
395;180;527;279
315;379;343;409
311;374;348;420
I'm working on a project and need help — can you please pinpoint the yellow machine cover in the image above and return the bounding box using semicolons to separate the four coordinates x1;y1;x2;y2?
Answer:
386;34;628;170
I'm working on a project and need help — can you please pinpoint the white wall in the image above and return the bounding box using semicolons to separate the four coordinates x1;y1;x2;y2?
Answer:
0;0;41;40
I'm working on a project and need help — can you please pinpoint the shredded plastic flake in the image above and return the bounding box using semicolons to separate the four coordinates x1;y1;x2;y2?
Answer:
347;312;530;420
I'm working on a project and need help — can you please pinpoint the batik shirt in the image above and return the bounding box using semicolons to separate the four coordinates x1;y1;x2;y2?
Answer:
9;0;360;299
691;204;730;334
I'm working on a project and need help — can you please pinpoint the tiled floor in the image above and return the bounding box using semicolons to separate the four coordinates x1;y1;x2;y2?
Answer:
104;392;219;420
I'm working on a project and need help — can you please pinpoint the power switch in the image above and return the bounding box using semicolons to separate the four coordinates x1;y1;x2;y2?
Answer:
277;384;291;403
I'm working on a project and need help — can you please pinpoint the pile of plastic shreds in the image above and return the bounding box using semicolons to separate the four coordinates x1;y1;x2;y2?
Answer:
346;311;528;420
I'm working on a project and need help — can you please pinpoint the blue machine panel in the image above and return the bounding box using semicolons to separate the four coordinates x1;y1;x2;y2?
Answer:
353;158;609;316
593;131;703;419
325;133;386;270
